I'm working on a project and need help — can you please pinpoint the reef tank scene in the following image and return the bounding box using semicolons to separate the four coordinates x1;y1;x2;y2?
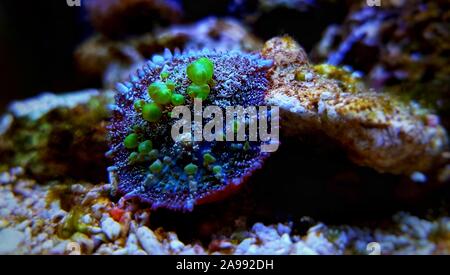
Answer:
0;0;450;258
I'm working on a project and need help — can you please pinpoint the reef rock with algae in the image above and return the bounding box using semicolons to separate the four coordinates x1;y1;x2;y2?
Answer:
312;0;450;129
0;90;113;182
262;36;447;174
107;48;274;211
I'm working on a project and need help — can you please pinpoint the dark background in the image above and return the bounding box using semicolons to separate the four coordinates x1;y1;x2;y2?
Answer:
0;0;94;112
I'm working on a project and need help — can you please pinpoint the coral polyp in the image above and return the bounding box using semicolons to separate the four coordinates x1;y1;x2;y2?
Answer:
107;49;273;211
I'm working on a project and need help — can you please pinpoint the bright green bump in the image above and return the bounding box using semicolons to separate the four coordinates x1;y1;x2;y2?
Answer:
187;84;210;100
187;62;208;84
212;165;222;174
149;149;159;160
160;71;169;80
197;57;214;74
149;159;163;174
171;94;185;106
166;80;176;91
187;87;195;98
187;58;213;84
133;100;145;112
152;87;172;105
148;81;167;98
142;103;162;122
184;163;198;175
124;133;138;149
203;153;216;165
243;141;251;151
128;152;139;164
138;140;153;154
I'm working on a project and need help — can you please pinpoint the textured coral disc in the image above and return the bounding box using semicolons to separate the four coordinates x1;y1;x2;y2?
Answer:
108;49;274;211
